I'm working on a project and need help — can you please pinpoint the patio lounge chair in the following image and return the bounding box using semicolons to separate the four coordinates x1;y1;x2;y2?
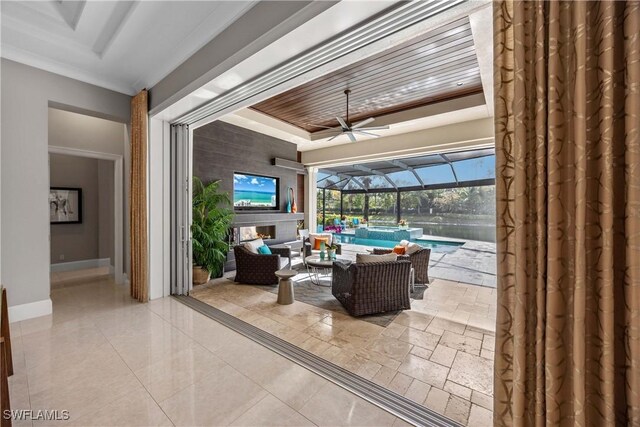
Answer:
303;233;342;259
373;246;431;285
331;259;412;316
233;245;291;285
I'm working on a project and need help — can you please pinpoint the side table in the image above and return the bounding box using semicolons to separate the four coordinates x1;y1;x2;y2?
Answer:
275;269;297;305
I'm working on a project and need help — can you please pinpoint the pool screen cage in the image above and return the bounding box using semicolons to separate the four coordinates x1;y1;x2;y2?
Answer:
316;147;496;227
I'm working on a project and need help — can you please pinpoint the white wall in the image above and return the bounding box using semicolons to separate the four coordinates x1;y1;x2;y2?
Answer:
1;59;130;321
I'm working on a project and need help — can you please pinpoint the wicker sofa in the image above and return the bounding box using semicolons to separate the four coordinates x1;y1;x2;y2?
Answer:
373;246;431;284
233;245;291;285
331;259;412;316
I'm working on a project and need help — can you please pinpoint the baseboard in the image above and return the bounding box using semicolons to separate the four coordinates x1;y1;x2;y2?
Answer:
9;298;53;323
50;258;111;273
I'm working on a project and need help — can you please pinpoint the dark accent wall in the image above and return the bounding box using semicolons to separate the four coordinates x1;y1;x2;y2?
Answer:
193;120;303;270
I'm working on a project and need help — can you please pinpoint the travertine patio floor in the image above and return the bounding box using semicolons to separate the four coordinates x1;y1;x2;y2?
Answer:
192;261;496;426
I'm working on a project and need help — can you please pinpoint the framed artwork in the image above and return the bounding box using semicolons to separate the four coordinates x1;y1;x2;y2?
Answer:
49;187;82;224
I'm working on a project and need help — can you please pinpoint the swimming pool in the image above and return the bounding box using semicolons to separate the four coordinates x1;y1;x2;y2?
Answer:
332;234;463;253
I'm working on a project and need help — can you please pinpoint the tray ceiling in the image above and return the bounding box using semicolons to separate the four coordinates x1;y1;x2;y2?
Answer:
0;1;255;95
251;16;483;134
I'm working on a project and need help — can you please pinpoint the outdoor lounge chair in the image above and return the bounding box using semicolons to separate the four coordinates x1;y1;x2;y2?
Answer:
373;246;431;285
233;245;291;285
331;259;412;316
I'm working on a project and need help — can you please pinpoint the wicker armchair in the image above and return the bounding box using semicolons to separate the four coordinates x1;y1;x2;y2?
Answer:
233;245;291;285
303;237;342;258
331;259;412;316
373;247;431;284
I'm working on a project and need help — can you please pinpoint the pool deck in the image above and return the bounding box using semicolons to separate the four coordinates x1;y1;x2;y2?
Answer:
340;235;497;288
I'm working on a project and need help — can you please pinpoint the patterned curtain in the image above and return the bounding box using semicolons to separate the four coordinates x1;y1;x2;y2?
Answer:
494;1;639;426
130;90;149;302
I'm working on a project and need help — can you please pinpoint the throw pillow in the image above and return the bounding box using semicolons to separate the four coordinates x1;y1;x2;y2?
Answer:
399;239;410;247
243;238;265;254
405;242;422;255
356;253;398;264
393;245;406;255
257;245;272;255
313;237;329;250
309;232;333;247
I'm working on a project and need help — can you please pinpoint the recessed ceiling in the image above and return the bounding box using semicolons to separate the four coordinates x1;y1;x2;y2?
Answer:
251;16;482;134
0;1;255;95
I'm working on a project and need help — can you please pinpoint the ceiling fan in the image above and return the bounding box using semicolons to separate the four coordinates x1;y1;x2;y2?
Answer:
315;90;389;142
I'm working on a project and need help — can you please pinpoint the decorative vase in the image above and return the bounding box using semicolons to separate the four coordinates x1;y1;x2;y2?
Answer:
319;241;326;260
327;249;335;260
286;187;292;213
290;188;297;213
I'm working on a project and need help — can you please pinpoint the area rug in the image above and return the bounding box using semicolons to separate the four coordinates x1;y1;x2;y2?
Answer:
254;262;427;328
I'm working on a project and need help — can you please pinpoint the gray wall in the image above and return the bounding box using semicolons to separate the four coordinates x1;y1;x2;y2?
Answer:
49;154;100;264
193;121;303;271
193;121;299;216
1;58;130;309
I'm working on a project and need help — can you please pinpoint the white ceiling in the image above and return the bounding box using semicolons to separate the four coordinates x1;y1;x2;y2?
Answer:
0;0;255;95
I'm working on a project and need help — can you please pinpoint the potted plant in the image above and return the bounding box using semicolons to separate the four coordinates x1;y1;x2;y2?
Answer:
326;243;339;260
398;219;408;229
191;177;234;285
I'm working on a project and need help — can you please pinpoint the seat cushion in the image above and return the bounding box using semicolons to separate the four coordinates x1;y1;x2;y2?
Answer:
356;253;398;264
243;238;265;254
405;242;422;255
309;233;333;247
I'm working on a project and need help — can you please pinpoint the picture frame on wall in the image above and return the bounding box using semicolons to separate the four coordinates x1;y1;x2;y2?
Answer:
49;187;82;224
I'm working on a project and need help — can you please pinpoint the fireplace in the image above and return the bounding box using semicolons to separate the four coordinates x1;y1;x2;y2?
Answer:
232;225;276;244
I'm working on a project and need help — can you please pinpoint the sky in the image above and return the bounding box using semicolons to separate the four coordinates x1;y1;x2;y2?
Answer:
234;173;277;193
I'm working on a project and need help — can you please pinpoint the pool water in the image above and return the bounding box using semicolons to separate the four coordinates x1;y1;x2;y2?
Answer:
332;234;463;253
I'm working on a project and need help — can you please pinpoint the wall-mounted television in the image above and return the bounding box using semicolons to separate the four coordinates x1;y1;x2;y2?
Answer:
233;172;279;210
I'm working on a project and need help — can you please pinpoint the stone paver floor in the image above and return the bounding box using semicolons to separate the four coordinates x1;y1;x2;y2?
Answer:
192;268;496;426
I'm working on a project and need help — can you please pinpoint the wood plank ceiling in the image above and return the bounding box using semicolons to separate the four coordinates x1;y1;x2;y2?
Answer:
251;17;483;134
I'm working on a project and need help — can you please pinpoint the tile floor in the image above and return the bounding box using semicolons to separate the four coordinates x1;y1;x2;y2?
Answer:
192;273;496;426
9;275;413;426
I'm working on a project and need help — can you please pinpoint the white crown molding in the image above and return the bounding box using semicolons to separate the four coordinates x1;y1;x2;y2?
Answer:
0;46;135;95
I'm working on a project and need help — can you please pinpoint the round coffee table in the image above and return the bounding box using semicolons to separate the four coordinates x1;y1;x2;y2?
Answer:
275;269;297;305
305;256;349;287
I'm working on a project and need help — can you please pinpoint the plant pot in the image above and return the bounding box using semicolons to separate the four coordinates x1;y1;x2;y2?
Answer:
327;249;336;260
192;266;211;285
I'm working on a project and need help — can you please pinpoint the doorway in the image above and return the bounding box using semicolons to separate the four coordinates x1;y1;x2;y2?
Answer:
48;146;124;287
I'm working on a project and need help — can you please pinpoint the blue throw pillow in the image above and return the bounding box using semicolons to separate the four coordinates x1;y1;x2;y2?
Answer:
257;245;272;255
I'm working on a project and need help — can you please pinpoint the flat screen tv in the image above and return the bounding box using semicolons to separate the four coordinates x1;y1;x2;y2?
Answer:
233;172;279;210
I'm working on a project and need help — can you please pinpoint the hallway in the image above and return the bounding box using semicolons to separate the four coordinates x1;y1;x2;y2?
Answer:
9;277;412;426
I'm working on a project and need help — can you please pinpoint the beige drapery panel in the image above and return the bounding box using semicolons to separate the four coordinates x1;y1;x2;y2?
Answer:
494;1;639;426
130;90;148;302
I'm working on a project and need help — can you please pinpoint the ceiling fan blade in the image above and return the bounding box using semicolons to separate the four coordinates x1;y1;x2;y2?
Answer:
336;117;349;130
328;133;342;141
353;130;380;137
352;117;374;129
358;125;389;131
347;132;356;143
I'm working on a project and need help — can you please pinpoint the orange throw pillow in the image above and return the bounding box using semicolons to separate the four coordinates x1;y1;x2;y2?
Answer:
313;237;329;250
393;245;406;255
